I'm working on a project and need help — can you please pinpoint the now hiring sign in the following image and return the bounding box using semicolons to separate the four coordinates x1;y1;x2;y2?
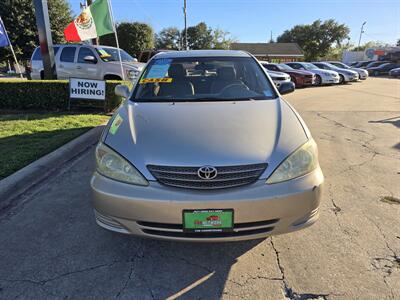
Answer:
70;78;106;101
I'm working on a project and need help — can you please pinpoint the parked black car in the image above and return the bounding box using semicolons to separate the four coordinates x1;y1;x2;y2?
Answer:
352;61;372;68
388;67;400;77
362;61;390;69
367;63;400;76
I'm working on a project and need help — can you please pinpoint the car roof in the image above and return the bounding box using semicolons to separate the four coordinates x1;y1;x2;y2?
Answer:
153;50;251;59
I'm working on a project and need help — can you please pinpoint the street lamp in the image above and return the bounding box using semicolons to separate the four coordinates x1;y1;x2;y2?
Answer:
358;21;367;47
183;0;188;50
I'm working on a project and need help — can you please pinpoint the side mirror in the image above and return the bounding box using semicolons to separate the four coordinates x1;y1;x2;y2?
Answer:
115;84;130;99
278;82;295;95
84;55;97;63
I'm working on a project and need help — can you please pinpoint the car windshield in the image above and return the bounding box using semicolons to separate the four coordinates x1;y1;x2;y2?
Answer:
95;47;136;62
131;56;277;102
278;64;294;71
332;62;349;69
303;63;319;70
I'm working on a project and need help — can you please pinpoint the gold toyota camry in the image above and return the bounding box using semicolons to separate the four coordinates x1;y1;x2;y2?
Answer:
91;50;324;242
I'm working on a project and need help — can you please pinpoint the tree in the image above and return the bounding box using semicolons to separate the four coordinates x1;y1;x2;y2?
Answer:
186;22;213;50
0;0;72;62
397;39;400;46
100;22;154;57
277;19;350;61
211;29;237;49
352;41;391;52
155;27;181;50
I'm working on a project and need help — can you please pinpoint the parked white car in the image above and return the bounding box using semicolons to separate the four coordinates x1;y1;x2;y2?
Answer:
266;70;291;87
328;61;368;80
285;62;340;85
30;44;145;80
312;62;359;84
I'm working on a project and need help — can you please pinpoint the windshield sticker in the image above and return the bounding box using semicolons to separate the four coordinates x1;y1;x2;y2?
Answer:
109;114;123;135
140;78;173;84
145;64;170;79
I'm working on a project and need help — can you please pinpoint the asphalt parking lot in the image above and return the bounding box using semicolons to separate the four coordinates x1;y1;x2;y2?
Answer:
0;78;399;300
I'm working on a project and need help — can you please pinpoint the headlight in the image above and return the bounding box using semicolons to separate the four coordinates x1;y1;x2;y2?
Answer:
126;69;139;79
95;142;148;186
266;139;319;184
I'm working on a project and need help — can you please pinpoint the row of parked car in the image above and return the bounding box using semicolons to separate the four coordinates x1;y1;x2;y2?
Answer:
348;60;400;77
259;60;369;89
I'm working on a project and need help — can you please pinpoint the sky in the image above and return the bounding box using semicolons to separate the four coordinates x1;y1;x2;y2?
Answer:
68;0;400;45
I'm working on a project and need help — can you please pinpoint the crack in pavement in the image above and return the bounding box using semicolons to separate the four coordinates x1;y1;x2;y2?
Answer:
363;213;398;299
115;245;145;298
269;238;331;300
0;260;125;287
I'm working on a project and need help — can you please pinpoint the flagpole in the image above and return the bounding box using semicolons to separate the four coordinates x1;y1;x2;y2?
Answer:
0;17;23;79
106;0;125;80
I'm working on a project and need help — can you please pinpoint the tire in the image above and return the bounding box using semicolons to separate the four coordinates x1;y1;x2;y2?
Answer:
40;70;44;80
315;74;322;86
339;74;345;84
104;74;122;80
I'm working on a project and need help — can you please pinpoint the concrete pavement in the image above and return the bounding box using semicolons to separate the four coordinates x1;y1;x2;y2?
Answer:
0;78;399;299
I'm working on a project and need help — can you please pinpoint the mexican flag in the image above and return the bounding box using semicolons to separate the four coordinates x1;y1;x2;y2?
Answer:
64;0;114;42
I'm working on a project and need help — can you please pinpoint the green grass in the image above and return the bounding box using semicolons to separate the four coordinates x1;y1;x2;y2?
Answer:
0;113;109;179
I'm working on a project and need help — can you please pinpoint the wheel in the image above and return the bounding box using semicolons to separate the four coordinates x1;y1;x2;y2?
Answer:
339;74;345;84
315;74;322;86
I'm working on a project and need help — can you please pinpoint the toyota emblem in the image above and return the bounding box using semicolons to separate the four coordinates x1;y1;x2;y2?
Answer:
197;166;218;180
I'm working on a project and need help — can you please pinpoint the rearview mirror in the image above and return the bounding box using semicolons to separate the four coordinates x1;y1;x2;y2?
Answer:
278;82;295;95
83;55;97;63
115;84;130;99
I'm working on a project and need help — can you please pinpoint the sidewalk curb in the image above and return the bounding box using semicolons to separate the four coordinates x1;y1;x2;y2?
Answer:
0;125;105;211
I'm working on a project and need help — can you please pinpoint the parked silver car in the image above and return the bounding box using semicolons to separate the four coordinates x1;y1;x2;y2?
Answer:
312;62;359;84
328;61;368;80
91;50;324;242
30;44;145;80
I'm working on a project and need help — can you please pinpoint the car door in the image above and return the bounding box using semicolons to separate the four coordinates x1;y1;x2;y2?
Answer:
75;47;101;79
57;46;77;79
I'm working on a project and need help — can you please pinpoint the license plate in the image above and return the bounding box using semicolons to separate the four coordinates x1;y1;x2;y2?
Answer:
183;209;234;232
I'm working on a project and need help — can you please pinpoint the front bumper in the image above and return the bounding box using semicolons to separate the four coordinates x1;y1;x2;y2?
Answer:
91;167;324;242
273;79;291;88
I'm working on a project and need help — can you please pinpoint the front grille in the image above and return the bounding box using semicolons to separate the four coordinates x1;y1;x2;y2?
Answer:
137;218;279;238
147;163;267;190
274;77;286;81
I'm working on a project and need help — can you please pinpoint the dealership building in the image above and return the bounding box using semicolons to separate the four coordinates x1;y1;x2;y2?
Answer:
230;43;304;62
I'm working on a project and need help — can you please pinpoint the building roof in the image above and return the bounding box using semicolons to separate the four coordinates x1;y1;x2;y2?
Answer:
154;50;251;59
230;43;304;57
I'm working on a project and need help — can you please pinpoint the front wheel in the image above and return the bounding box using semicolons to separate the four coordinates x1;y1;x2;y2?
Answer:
339;74;345;84
315;74;322;86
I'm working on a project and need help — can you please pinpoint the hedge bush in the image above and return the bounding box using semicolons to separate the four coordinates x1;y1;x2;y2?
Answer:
0;80;131;112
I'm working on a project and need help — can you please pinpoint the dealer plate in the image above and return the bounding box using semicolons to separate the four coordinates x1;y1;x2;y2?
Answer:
183;209;234;232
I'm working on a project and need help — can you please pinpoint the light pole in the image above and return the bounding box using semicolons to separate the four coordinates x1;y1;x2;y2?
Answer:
358;21;366;48
183;0;188;50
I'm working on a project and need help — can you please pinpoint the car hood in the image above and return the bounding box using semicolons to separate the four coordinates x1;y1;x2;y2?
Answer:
351;67;368;73
104;99;309;180
267;70;290;78
285;69;314;76
335;68;358;75
309;69;338;76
